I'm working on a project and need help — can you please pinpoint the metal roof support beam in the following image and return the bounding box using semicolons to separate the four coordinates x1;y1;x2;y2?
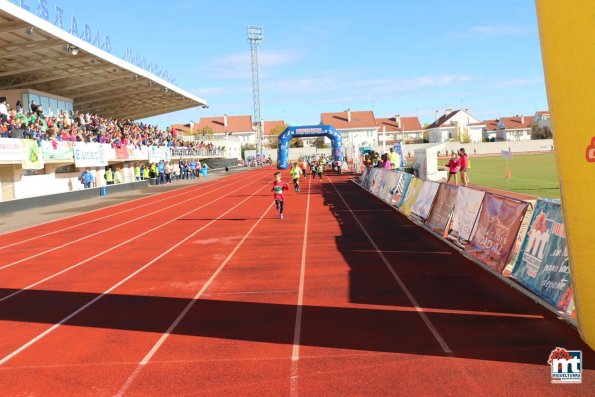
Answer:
51;74;133;95
0;23;29;35
0;66;112;89
71;81;145;99
0;39;64;59
0;55;94;77
75;88;159;106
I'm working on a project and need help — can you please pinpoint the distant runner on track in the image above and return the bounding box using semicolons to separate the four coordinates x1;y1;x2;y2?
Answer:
272;171;289;219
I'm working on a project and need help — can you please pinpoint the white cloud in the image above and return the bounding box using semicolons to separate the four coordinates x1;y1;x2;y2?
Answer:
200;50;303;80
495;77;543;87
469;25;528;35
265;74;472;96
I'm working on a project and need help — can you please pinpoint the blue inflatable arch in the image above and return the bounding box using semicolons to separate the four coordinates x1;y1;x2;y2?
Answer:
277;125;343;169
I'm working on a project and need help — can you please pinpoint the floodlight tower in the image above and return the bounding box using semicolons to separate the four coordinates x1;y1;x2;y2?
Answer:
247;25;263;155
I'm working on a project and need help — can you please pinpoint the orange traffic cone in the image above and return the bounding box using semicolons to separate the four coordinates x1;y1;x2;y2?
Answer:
506;167;512;179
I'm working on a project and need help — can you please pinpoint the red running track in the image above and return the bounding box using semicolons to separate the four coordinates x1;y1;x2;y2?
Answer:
0;168;592;396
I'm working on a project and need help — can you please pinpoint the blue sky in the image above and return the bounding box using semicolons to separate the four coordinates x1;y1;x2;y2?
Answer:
13;0;548;127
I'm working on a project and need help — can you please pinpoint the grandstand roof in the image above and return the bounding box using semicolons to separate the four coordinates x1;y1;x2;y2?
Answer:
0;1;207;120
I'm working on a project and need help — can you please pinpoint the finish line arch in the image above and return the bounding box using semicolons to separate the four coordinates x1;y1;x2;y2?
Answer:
277;125;343;169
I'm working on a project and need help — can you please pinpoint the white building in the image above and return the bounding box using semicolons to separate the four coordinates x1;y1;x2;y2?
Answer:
426;109;482;143
496;115;534;141
190;115;256;145
321;109;378;148
376;115;423;144
531;110;552;139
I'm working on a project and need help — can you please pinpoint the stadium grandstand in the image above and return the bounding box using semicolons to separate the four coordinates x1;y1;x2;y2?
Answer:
0;0;241;202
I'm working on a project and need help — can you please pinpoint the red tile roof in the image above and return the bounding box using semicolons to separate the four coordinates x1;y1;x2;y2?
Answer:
425;110;461;129
483;119;498;131
499;116;534;129
321;110;377;129
376;116;422;132
535;110;549;115
262;120;286;136
197;115;253;133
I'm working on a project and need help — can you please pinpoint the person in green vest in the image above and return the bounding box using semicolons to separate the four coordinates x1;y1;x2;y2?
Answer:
142;164;150;180
105;166;114;185
134;163;141;181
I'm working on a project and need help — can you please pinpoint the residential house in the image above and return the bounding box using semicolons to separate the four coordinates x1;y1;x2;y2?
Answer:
321;109;378;148
531;110;552;139
496;115;534;141
426;109;481;143
262;120;286;147
196;115;255;144
376;115;423;143
482;119;499;141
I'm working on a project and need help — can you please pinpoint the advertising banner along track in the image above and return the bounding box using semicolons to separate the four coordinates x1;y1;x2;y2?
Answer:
511;199;573;313
465;194;528;273
410;180;440;221
425;183;458;234
399;178;423;217
445;187;485;245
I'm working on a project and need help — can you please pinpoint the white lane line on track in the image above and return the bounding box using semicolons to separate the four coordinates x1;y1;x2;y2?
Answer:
0;175;250;272
0;177;270;367
327;175;453;355
290;174;312;397
115;201;275;397
344;249;452;254
0;172;245;243
0;177;262;304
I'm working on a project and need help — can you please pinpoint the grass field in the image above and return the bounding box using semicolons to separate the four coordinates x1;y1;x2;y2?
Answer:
462;153;560;198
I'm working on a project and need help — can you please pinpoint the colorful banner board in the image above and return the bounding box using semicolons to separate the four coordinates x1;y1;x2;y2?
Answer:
21;140;44;170
0;138;24;162
425;183;458;234
537;0;595;349
393;173;413;208
410;180;440;221
465;194;528;273
399;178;423;217
41;141;74;161
446;187;485;244
511;199;573;313
73;143;108;168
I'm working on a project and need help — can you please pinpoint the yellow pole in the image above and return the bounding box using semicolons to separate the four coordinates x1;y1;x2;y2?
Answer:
536;0;595;350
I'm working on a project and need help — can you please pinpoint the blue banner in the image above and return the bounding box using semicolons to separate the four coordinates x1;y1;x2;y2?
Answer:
511;199;573;312
393;172;412;208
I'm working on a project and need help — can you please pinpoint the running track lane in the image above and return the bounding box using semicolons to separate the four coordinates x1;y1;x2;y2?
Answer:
0;171;257;295
0;171;593;396
0;170;273;363
0;170;252;262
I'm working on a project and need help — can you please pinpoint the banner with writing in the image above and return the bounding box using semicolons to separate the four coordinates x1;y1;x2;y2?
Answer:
73;143;108;167
0;138;24;162
21;140;44;170
393;173;413;208
378;171;400;203
446;187;485;244
465;194;528;273
410;180;440;221
425;183;458;234
115;146;129;160
148;146;170;163
399;178;423;216
382;172;403;204
511;199;573;312
41;141;74;161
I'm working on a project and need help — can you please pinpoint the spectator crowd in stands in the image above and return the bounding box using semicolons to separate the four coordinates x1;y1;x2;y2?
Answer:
0;97;225;156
